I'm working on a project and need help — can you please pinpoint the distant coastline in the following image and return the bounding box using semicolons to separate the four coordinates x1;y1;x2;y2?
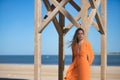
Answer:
0;54;120;66
108;52;120;55
0;52;120;55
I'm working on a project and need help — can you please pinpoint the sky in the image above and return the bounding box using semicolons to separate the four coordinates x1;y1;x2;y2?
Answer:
0;0;120;55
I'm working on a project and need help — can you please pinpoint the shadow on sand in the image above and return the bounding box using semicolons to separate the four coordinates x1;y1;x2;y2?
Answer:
0;78;27;80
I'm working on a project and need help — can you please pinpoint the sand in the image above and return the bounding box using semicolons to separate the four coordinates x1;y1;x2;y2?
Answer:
0;64;120;80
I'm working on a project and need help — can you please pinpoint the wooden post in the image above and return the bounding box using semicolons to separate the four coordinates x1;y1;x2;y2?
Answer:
34;0;42;80
81;0;89;39
58;11;65;80
59;35;64;80
101;0;107;80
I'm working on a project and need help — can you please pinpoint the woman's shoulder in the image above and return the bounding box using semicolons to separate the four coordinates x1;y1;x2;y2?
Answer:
84;39;91;46
83;39;89;43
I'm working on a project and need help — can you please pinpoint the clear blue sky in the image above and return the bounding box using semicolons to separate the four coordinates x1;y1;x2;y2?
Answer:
0;0;120;55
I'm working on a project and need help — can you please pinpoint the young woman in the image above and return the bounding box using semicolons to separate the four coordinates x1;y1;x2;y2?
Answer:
64;28;94;80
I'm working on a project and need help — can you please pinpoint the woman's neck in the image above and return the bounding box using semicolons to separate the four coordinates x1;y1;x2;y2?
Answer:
78;39;84;45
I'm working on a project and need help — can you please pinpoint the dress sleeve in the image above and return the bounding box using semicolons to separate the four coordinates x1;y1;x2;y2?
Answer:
87;41;94;65
72;45;76;62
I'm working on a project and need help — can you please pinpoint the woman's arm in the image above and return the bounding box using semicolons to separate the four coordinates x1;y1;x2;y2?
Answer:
87;41;94;65
72;45;75;62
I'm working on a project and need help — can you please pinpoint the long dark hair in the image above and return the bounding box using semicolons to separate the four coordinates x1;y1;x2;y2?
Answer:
70;28;84;47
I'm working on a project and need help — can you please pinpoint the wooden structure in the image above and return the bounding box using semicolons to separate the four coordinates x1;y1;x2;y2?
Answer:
34;0;107;80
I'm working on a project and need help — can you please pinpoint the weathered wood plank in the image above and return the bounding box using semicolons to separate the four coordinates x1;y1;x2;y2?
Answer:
87;9;97;29
51;0;80;28
34;0;42;80
89;0;104;34
95;11;104;34
64;11;81;34
69;0;81;11
92;21;99;31
58;34;64;80
39;0;70;33
43;0;62;36
81;0;88;39
101;0;107;80
58;9;65;80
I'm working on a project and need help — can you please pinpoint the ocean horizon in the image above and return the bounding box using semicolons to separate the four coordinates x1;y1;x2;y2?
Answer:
0;55;120;66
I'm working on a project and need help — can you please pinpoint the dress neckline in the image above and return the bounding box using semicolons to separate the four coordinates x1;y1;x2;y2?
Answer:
76;39;85;54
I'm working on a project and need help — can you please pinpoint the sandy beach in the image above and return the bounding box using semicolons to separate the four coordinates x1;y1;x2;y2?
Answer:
0;64;120;80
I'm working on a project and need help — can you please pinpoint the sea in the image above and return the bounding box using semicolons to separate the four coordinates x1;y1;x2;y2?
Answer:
0;55;120;66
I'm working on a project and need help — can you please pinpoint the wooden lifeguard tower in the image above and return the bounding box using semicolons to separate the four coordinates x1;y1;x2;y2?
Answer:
34;0;107;80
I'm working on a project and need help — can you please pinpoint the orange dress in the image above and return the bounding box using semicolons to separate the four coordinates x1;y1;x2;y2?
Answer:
64;40;94;80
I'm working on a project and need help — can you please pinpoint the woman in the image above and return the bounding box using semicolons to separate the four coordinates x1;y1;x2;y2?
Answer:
64;28;94;80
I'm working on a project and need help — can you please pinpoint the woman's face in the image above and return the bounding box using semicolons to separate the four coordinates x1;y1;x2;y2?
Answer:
77;30;84;41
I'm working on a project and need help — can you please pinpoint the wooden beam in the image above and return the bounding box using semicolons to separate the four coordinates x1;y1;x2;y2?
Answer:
90;0;96;8
101;0;107;80
43;0;62;36
39;7;59;33
87;0;101;31
89;0;101;32
39;0;70;33
51;0;80;28
69;0;81;11
57;0;62;3
90;0;101;9
34;0;41;80
43;0;51;11
64;11;82;34
59;13;65;28
64;2;92;34
43;11;51;19
87;9;97;29
89;0;104;34
60;7;80;28
52;18;63;36
92;21;100;31
59;10;65;35
95;11;104;34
